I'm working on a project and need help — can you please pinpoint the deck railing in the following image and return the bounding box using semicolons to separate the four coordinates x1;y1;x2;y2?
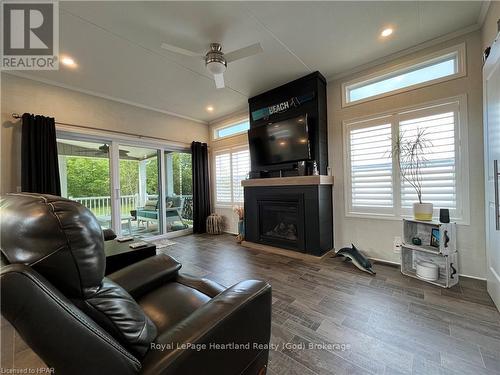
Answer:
70;194;138;217
70;194;193;220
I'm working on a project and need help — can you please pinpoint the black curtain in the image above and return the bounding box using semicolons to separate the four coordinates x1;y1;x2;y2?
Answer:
191;141;211;233
21;113;61;195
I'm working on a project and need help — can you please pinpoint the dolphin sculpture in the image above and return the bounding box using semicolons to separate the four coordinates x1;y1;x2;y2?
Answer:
336;244;375;275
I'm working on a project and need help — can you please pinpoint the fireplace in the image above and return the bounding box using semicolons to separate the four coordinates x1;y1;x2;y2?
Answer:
244;183;333;256
258;199;305;251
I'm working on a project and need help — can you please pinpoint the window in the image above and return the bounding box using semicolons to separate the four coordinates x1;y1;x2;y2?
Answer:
213;119;250;139
342;44;465;106
347;121;394;215
344;98;468;222
214;147;250;205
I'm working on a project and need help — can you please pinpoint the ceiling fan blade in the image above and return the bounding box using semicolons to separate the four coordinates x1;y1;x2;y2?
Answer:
225;43;263;63
160;42;203;57
214;73;225;89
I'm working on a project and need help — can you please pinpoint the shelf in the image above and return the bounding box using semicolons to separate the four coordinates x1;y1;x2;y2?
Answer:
401;243;440;254
401;246;458;288
403;218;455;226
401;268;449;288
403;219;456;255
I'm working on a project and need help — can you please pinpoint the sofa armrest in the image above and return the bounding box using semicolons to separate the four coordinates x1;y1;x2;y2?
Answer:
141;280;272;375
1;265;141;375
175;273;226;298
108;254;181;299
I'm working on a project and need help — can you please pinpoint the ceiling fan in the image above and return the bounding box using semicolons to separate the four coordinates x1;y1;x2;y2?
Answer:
160;41;263;89
73;144;130;158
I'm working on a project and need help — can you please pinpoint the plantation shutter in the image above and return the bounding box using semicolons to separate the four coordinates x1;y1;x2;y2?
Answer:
215;147;250;204
399;106;457;212
347;122;394;213
231;149;250;203
215;152;231;203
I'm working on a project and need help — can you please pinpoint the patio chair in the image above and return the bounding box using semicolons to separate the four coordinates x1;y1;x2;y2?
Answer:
136;197;188;231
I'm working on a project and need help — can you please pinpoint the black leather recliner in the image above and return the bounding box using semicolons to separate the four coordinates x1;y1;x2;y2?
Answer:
0;193;272;375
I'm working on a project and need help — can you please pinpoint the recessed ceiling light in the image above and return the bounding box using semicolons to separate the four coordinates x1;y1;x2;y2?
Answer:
61;56;77;67
381;28;394;38
206;106;214;112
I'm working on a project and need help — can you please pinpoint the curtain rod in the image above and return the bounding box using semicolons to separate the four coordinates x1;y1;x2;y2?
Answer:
11;113;199;147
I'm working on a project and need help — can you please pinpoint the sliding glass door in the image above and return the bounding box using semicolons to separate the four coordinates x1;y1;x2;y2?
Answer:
118;145;161;237
57;132;192;239
57;138;112;229
164;151;193;233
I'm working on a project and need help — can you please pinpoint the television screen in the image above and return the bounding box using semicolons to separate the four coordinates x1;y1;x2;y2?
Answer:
249;114;310;166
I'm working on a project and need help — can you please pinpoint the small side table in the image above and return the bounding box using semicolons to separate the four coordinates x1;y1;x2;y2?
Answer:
104;239;156;275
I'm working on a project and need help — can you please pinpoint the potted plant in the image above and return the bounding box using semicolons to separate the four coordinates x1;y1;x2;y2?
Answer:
392;129;433;221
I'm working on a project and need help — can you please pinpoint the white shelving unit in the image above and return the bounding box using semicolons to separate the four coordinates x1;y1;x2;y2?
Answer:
401;219;459;288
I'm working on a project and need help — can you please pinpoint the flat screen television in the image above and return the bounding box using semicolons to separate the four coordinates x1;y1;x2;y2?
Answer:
248;114;311;166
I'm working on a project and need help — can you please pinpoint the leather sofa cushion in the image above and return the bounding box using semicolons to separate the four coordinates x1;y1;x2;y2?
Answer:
139;283;210;334
75;278;157;359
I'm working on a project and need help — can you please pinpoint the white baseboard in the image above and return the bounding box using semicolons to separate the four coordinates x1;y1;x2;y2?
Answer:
369;257;400;266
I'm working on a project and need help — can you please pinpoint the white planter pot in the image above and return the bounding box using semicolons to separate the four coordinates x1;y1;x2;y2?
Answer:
413;202;433;221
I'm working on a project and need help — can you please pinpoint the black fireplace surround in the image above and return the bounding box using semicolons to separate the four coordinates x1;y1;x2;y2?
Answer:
244;71;333;256
244;185;333;256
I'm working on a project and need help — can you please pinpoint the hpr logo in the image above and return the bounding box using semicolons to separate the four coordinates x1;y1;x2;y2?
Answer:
2;2;59;70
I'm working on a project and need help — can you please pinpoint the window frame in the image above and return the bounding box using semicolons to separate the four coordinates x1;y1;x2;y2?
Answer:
341;43;466;108
212;118;250;140
213;145;250;207
343;95;469;224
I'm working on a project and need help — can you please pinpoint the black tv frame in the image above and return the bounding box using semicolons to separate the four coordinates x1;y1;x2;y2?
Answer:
248;113;311;167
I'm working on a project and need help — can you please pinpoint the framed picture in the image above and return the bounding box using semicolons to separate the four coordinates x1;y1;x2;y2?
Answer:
430;228;440;248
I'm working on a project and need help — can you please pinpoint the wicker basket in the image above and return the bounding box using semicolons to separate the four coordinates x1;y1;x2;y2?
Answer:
206;213;223;235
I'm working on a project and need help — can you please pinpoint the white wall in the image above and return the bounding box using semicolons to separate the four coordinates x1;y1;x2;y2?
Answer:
482;1;500;49
0;73;209;195
329;31;485;278
208;110;249;234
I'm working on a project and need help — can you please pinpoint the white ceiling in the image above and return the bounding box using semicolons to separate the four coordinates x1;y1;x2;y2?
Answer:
17;1;484;123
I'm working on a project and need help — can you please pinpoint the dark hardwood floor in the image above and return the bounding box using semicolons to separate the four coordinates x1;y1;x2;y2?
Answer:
2;233;499;374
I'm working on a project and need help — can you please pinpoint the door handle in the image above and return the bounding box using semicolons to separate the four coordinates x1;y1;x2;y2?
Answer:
495;160;500;230
450;263;457;279
444;230;449;248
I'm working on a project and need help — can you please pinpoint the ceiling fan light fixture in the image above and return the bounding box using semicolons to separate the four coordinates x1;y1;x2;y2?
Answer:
206;60;227;75
160;40;261;89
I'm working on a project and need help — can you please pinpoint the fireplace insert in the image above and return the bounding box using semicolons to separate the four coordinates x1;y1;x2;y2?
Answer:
257;197;305;251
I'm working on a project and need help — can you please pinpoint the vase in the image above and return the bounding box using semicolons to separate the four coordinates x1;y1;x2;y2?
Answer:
237;219;245;243
413;202;433;221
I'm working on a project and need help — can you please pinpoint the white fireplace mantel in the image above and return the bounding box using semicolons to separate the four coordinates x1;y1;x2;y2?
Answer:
241;175;334;188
